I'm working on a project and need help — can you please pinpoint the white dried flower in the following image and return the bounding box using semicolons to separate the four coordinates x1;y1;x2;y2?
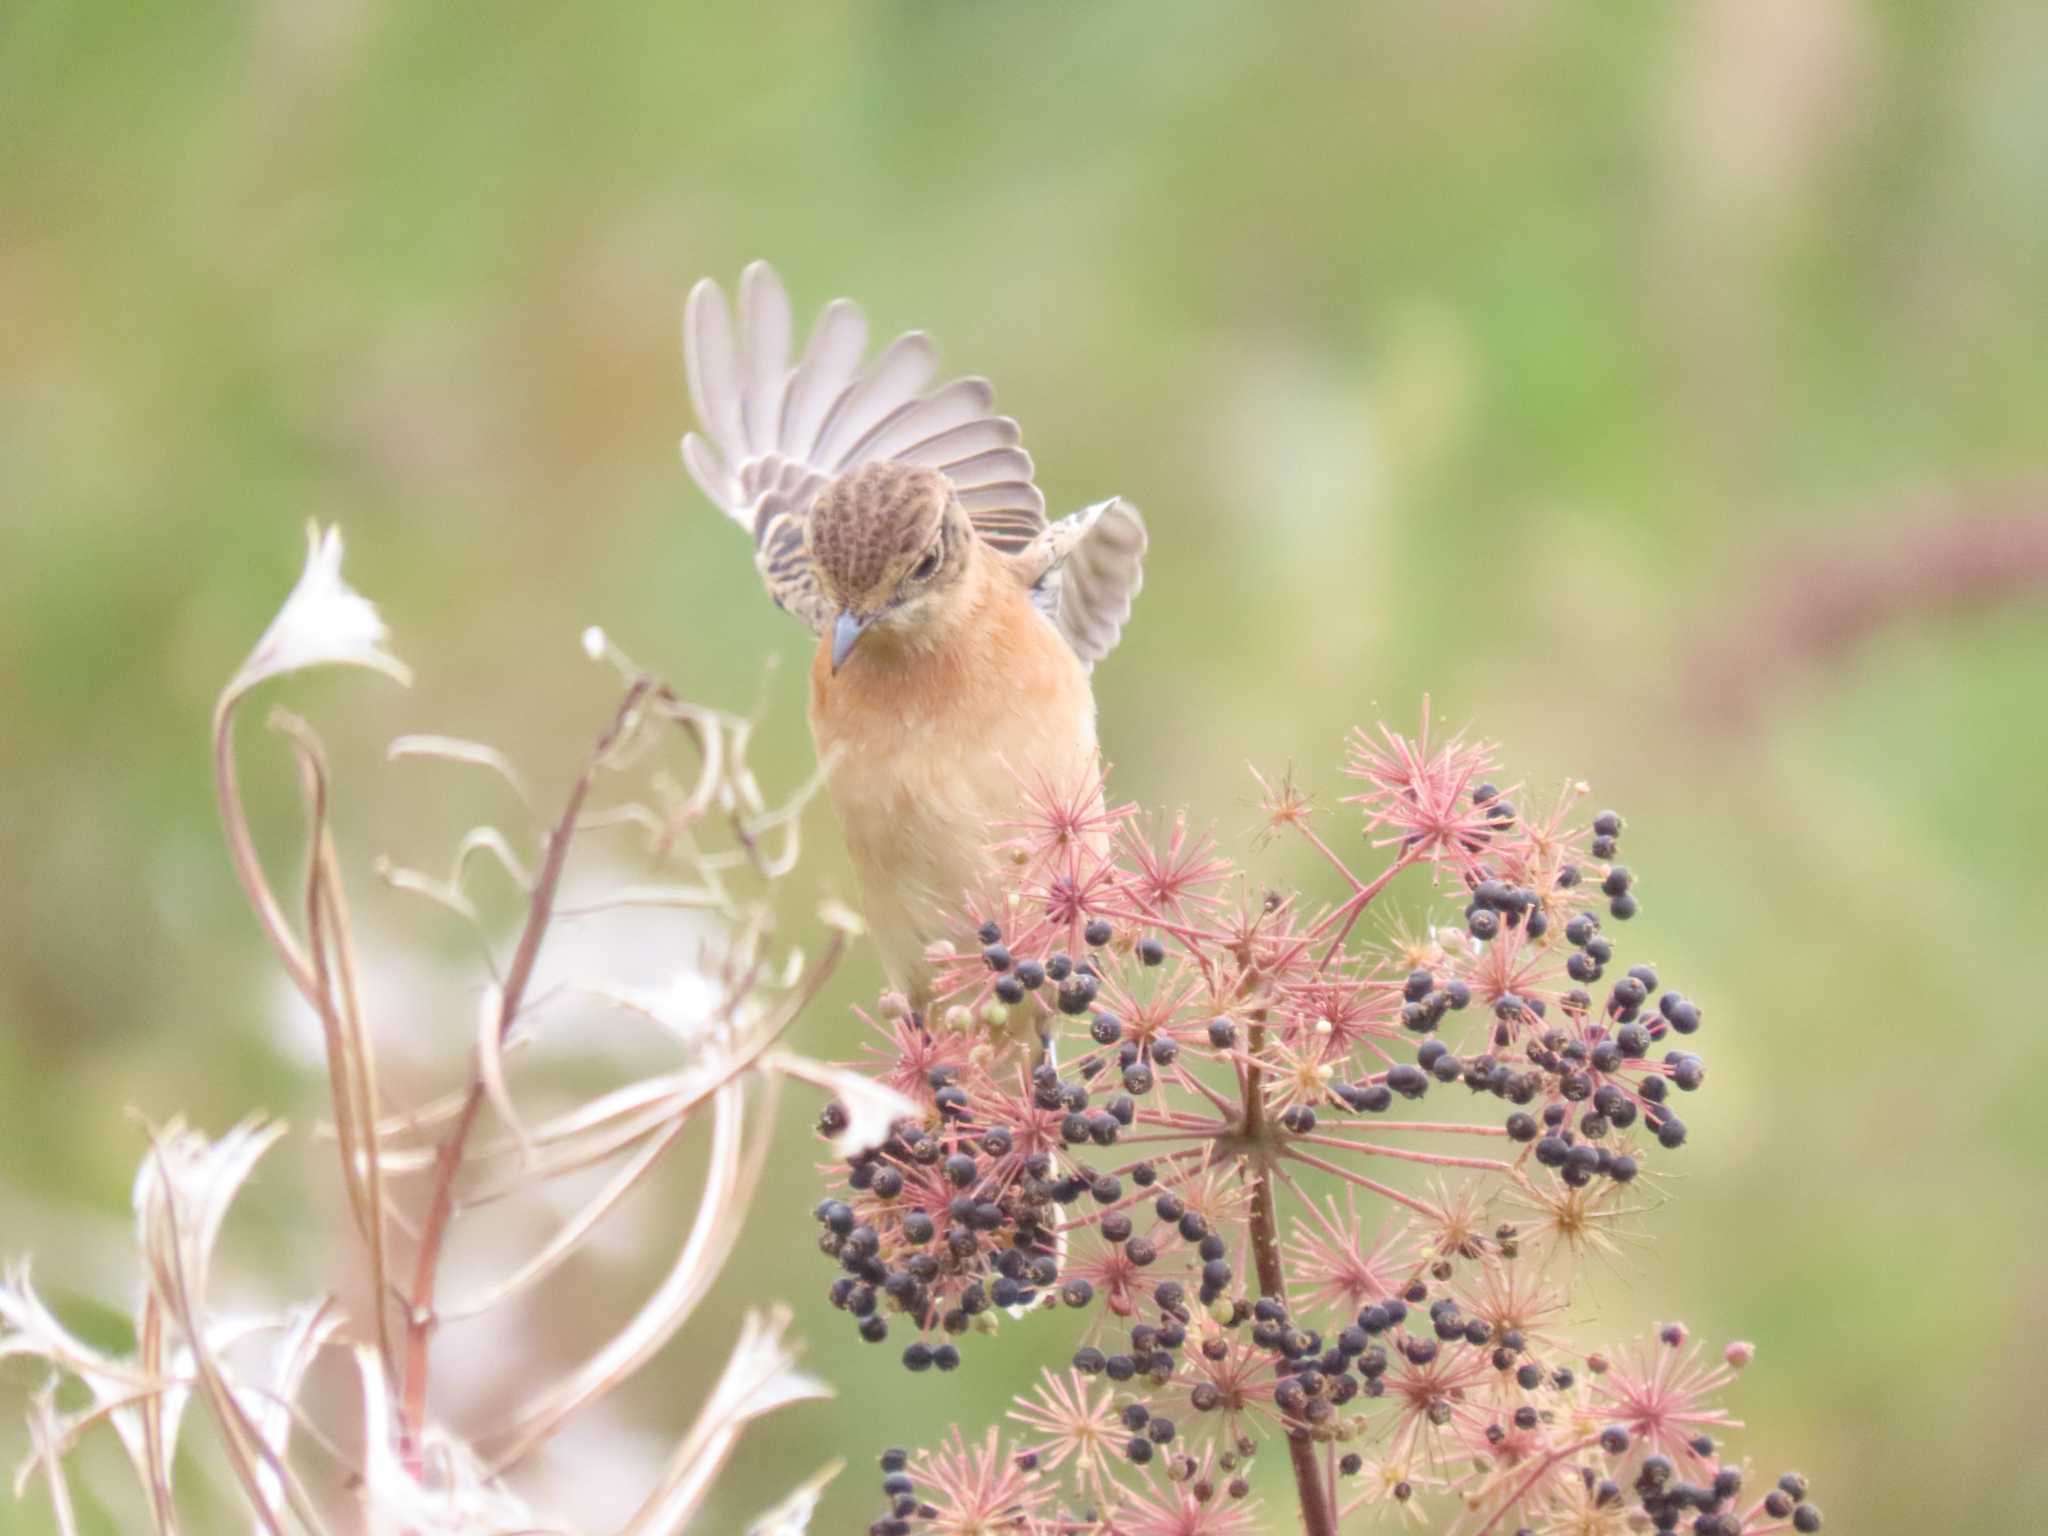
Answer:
354;1349;543;1536
225;523;412;703
3;1119;327;1533
582;968;730;1050
765;1051;918;1159
134;1117;286;1291
19;534;863;1535
619;1305;830;1535
745;1458;842;1535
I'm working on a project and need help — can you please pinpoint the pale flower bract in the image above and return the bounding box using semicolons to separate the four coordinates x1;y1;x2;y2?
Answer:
226;522;413;704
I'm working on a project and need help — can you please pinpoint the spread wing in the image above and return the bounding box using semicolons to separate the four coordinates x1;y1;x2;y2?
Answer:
1018;498;1148;670
682;261;1049;632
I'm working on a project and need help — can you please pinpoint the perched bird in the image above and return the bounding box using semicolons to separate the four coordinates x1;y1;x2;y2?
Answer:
681;261;1147;1004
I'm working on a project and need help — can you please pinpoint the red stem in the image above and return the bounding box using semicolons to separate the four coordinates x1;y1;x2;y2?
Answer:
398;682;650;1462
1242;1028;1338;1536
1470;1435;1598;1536
1309;848;1417;971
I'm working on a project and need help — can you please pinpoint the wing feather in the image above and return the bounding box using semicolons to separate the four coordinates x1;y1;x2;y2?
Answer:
753;502;832;631
846;378;999;464
781;298;868;454
815;334;941;468
683;260;1088;634
956;482;1047;519
737;262;792;457
896;416;1022;467
1019;498;1148;669
683;280;745;493
681;431;730;514
940;447;1036;490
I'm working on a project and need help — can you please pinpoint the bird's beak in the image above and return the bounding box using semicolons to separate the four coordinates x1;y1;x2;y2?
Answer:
830;610;872;674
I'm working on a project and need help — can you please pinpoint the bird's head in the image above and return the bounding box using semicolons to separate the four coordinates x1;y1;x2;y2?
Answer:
806;462;976;672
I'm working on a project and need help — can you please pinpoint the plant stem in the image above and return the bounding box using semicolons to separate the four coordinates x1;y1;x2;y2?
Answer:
1243;1029;1339;1536
1470;1435;1598;1536
1309;847;1417;972
398;681;650;1464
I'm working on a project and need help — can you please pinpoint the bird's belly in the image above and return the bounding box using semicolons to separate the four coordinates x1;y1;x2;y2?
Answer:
811;664;1097;1000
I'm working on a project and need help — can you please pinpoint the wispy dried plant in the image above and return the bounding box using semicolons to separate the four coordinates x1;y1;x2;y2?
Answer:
2;524;905;1534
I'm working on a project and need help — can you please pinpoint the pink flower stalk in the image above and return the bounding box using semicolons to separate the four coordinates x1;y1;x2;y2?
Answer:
811;710;1822;1536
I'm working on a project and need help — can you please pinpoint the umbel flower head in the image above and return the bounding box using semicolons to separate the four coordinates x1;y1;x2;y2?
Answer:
807;709;1822;1536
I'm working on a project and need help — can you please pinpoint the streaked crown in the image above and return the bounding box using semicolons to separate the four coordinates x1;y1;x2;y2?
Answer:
806;462;955;614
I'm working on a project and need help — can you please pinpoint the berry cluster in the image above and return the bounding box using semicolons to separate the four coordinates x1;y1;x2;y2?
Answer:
811;716;1818;1536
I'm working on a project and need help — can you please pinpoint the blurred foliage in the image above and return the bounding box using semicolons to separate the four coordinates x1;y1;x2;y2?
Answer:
3;2;2046;1532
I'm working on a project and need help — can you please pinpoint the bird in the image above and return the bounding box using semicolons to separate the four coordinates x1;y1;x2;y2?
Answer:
680;261;1147;1007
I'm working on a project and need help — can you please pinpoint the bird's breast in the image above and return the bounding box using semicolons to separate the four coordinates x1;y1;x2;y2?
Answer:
808;591;1098;991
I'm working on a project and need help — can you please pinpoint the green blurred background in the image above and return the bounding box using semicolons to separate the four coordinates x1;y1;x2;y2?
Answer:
4;3;2046;1531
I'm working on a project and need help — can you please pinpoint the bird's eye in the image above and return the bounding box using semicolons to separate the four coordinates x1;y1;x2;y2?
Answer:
909;547;942;582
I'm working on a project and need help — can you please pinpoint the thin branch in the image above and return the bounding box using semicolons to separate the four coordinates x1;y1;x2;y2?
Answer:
278;714;398;1383
1279;1147;1446;1223
398;679;651;1459
1292;1132;1511;1173
1308;847;1419;971
1241;1024;1338;1536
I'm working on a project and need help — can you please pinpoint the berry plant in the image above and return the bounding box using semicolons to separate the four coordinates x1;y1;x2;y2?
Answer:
815;720;1825;1535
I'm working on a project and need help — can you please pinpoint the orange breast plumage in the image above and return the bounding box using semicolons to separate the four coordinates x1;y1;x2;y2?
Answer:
809;568;1098;1001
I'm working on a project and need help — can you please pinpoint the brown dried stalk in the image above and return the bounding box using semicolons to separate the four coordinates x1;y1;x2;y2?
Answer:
6;526;889;1535
397;677;652;1460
